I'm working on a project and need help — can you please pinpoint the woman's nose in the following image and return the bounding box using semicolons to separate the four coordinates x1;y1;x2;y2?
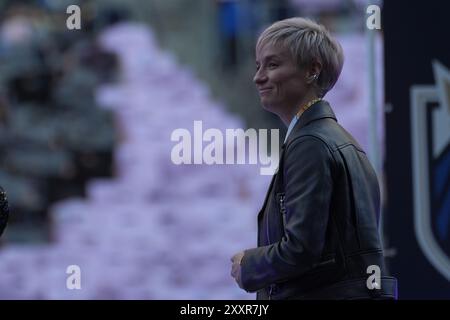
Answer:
253;69;267;85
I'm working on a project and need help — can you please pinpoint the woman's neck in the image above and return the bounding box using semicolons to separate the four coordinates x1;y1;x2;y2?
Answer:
279;92;319;126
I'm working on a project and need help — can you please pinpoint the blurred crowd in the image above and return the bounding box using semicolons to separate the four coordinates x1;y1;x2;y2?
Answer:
0;1;121;241
0;3;271;298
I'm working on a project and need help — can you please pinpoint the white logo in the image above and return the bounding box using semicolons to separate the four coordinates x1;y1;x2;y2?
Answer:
411;60;450;281
366;5;381;30
66;265;81;290
170;121;280;175
66;5;81;30
366;265;381;290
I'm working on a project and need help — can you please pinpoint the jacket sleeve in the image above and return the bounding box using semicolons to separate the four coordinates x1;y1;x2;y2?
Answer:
240;136;334;292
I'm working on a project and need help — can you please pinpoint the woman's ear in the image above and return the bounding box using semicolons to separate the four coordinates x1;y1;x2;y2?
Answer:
306;60;323;84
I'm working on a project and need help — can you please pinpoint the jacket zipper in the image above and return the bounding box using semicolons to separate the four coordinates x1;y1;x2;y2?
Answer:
279;195;287;238
267;194;287;300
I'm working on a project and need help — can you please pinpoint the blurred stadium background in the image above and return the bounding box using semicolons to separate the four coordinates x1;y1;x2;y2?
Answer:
0;0;448;299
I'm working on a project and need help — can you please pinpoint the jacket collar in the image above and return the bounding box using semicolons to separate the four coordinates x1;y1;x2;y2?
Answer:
284;99;337;146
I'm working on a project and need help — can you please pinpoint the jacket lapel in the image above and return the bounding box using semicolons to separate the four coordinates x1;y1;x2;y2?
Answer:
257;173;276;220
257;145;286;220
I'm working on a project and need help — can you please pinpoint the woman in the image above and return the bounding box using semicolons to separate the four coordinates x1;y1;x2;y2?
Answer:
230;17;397;300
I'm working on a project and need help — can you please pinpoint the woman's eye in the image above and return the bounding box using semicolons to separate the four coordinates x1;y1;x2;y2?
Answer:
268;63;278;68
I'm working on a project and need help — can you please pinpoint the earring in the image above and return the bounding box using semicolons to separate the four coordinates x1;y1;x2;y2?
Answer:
308;74;318;83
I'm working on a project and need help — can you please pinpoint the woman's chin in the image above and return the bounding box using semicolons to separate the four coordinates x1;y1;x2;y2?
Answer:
260;103;271;111
260;99;275;112
260;98;270;109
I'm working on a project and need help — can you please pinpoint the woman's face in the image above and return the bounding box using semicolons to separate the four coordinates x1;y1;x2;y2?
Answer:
254;42;309;116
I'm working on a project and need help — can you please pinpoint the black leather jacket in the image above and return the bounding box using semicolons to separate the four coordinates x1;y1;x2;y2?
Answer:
240;100;397;300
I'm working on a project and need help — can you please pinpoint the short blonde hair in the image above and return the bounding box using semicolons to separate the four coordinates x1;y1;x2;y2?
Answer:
256;17;344;97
